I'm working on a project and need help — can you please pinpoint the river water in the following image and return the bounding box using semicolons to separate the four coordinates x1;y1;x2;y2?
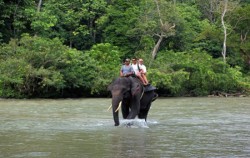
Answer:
0;97;250;158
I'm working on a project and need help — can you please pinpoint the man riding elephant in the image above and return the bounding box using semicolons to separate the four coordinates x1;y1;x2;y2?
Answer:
120;58;134;77
108;58;158;126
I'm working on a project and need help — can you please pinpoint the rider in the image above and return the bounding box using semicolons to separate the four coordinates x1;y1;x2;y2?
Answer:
138;58;149;85
131;57;147;85
120;58;134;77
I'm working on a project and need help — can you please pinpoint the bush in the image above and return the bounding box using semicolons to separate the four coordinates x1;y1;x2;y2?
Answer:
0;34;97;98
148;49;249;96
84;43;123;95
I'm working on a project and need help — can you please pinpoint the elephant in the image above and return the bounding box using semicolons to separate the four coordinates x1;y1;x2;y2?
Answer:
108;76;158;126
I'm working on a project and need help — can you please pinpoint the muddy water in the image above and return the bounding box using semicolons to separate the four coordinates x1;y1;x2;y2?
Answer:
0;97;249;157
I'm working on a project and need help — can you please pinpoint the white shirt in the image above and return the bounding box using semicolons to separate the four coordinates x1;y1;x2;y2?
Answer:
131;64;139;74
139;64;146;73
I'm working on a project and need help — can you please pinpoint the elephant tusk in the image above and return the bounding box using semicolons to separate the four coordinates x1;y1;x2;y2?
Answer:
115;101;122;112
107;105;112;111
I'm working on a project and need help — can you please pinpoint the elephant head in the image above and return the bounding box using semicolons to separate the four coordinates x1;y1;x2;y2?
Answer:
108;77;143;126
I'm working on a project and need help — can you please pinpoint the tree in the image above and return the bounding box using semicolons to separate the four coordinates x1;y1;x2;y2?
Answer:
0;0;34;42
0;34;98;98
103;0;141;55
84;43;123;95
227;4;250;70
219;0;240;63
197;0;240;63
221;0;228;63
37;0;42;12
174;3;206;51
135;0;176;59
198;0;221;23
151;0;176;59
24;0;108;50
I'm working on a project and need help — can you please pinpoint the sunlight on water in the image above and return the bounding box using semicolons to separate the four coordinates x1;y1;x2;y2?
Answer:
0;97;250;157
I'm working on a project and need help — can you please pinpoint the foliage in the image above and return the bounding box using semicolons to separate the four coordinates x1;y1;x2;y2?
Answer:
0;0;249;98
84;43;123;95
147;49;248;96
0;0;34;42
174;3;204;51
0;34;97;98
227;4;250;71
103;0;141;55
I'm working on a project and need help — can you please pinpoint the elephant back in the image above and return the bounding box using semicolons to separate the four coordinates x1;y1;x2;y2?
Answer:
129;76;156;92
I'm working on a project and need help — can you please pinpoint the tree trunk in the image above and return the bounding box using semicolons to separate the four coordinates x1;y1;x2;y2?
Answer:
241;31;249;44
13;0;21;38
37;0;42;12
152;35;163;59
221;0;228;63
151;0;175;60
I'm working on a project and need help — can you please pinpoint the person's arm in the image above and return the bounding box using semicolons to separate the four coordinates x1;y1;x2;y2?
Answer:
138;65;144;74
128;66;135;76
124;66;134;77
120;70;124;77
120;66;124;77
141;65;147;74
124;71;134;77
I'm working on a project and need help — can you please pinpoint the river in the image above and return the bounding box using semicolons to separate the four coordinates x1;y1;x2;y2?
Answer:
0;97;250;157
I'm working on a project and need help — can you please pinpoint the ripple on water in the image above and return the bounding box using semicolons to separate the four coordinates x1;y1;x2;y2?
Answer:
0;98;250;158
14;152;51;157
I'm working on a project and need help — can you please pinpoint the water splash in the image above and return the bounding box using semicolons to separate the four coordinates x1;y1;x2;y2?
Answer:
120;119;149;128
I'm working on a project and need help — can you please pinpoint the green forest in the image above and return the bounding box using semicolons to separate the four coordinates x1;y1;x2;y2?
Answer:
0;0;250;98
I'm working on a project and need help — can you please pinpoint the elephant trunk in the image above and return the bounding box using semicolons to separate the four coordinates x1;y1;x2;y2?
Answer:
112;97;122;126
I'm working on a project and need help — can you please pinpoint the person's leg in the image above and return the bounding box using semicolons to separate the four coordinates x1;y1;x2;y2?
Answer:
136;72;147;85
141;73;148;84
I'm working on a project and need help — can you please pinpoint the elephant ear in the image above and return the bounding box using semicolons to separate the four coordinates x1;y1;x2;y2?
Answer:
131;79;142;96
107;78;117;91
108;77;131;92
107;83;113;91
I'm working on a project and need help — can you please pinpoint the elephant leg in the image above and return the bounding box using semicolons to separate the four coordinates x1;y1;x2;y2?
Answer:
122;99;130;119
138;103;151;120
126;97;140;119
138;91;154;121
